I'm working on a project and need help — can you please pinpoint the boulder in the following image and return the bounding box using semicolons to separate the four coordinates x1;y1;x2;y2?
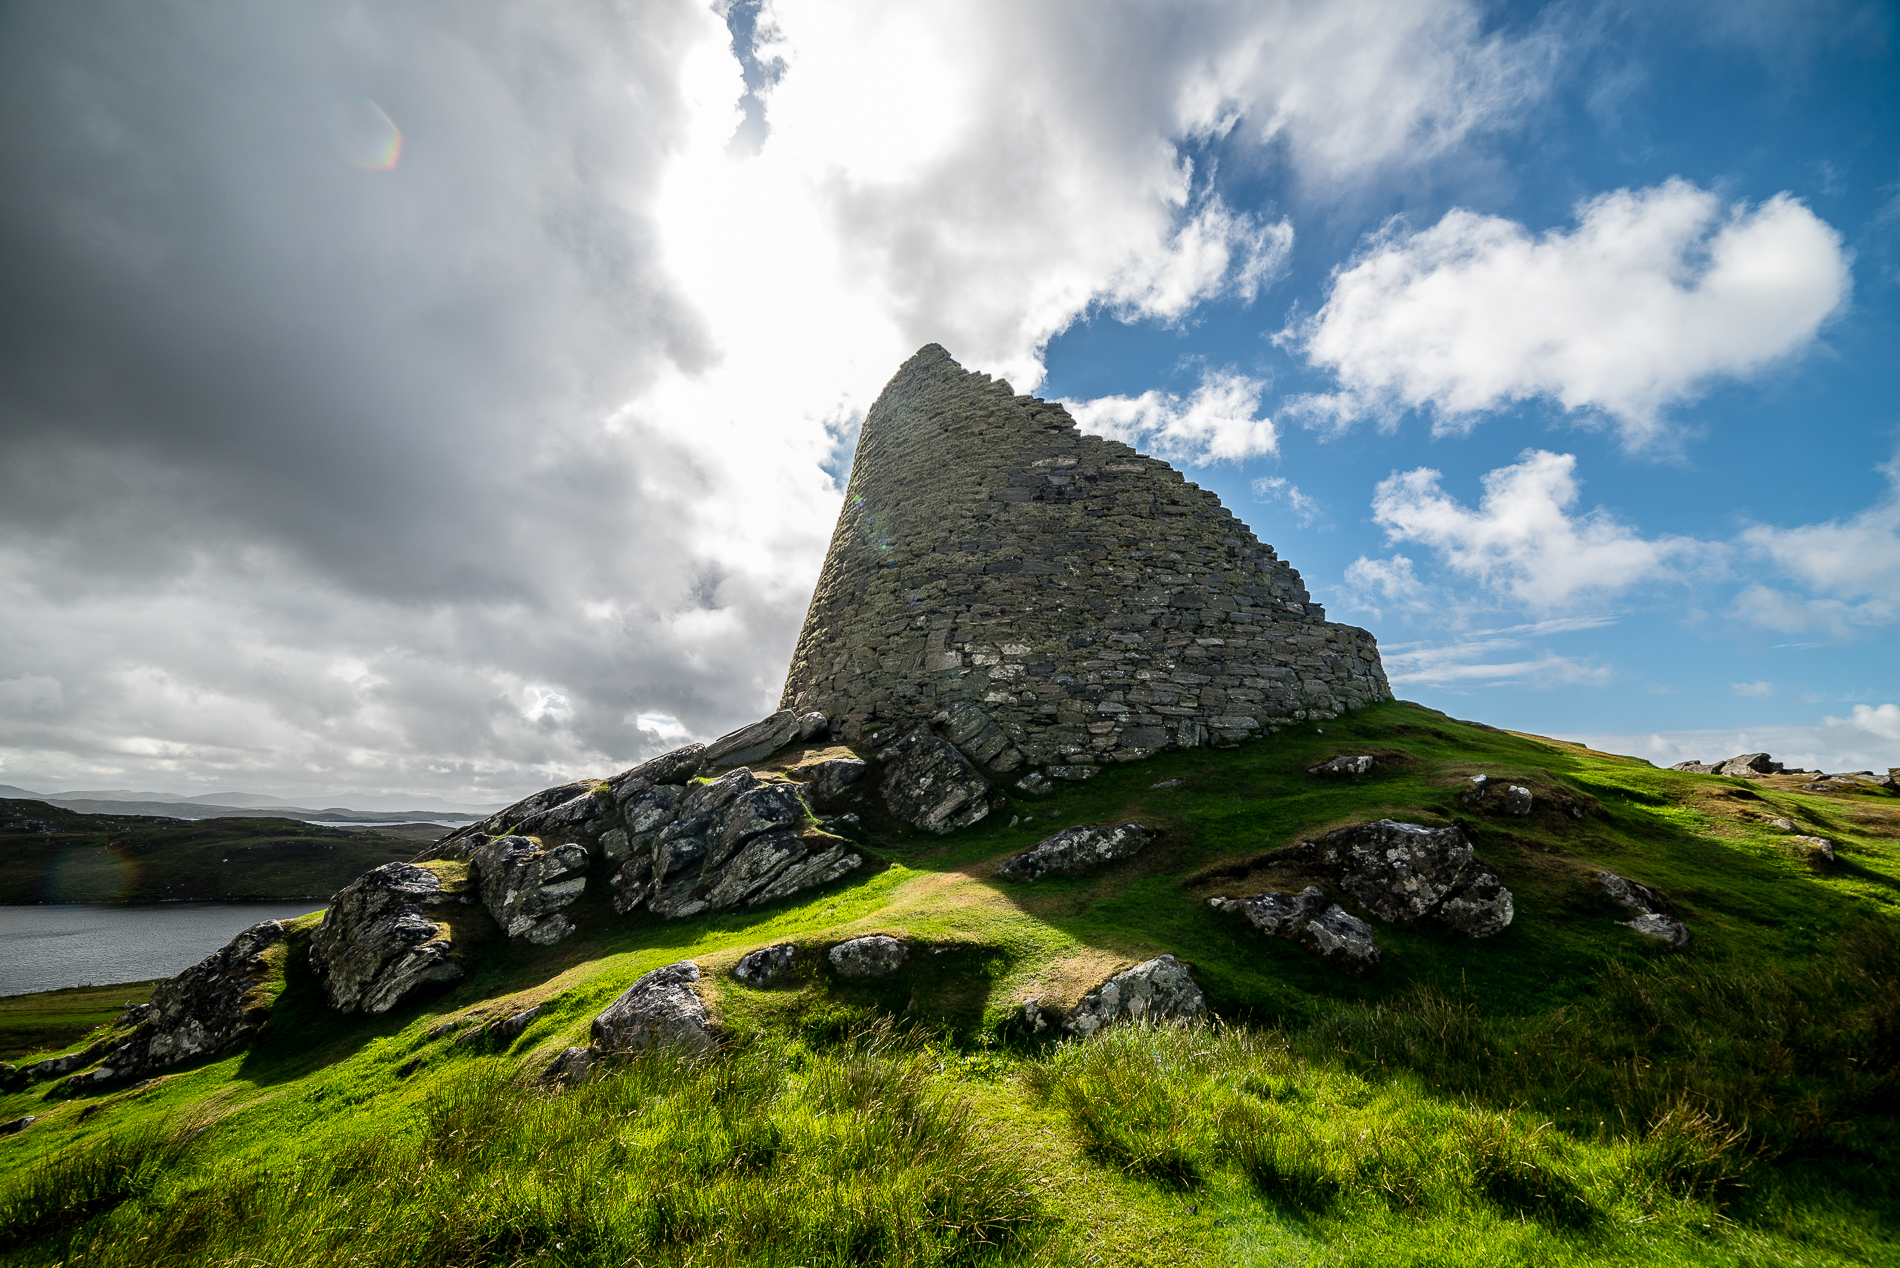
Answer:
1461;774;1532;815
1626;913;1691;948
540;1045;595;1087
1015;771;1054;795
1433;863;1514;936
702;711;800;768
1670;761;1719;774
1063;955;1206;1037
591;961;715;1054
878;730;999;833
1309;755;1374;777
1045;765;1099;782
0;1116;35;1135
1596;871;1669;915
794;711;830;741
63;920;287;1088
1300;820;1513;938
1792;835;1837;863
935;700;1025;773
994;821;1151;881
793;756;867;809
828;934;909;978
1211;886;1378;974
1716;752;1781;777
733;943;797;987
311;864;465;1012
471;836;589;942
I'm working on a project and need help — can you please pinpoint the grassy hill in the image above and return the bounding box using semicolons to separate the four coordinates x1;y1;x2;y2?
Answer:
1;700;1896;1266
0;801;441;904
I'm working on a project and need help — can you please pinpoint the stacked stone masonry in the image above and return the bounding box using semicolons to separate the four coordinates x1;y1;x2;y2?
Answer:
781;344;1392;764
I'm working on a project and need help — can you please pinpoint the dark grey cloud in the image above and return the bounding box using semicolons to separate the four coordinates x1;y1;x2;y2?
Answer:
0;0;810;801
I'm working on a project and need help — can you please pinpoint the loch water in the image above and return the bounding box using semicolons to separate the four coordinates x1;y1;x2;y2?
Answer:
0;902;324;996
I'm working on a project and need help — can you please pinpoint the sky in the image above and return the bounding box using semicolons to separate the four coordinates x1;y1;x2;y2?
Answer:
0;0;1895;809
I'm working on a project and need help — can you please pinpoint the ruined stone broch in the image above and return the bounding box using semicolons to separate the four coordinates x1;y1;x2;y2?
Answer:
781;344;1391;766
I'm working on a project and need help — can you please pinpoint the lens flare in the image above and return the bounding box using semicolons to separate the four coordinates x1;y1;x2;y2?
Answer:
851;495;896;565
332;95;403;171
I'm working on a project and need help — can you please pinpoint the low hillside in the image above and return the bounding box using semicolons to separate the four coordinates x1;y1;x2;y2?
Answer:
2;701;1896;1266
0;802;437;904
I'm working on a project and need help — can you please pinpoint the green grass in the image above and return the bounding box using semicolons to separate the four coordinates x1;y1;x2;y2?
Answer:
0;800;424;904
0;985;159;1064
0;700;1895;1265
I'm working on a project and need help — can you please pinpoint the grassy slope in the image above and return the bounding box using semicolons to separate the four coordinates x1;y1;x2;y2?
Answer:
0;986;159;1065
1;700;1896;1266
0;801;432;904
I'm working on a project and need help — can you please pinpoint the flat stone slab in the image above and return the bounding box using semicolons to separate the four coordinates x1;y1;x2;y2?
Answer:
994;821;1151;881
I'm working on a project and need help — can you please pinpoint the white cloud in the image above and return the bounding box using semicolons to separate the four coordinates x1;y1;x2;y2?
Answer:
1565;707;1900;775
1067;369;1279;465
1339;554;1428;620
1251;475;1322;526
0;0;1559;801
1738;461;1900;628
1731;680;1775;697
1289;180;1851;448
1379;615;1616;688
1369;450;1696;608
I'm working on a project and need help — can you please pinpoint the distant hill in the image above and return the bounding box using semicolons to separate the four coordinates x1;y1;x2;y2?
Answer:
0;784;490;825
0;798;444;904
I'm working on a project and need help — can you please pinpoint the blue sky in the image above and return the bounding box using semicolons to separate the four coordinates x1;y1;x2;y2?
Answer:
0;0;1894;805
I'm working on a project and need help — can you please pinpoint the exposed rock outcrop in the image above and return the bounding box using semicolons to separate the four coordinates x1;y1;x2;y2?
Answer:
878;729;999;833
610;767;863;918
1597;870;1690;947
1211;887;1379;974
702;710;802;769
828;934;910;978
791;755;867;810
1060;954;1206;1036
472;836;588;943
1309;755;1374;776
994;822;1151;881
1299;819;1513;937
591;961;715;1054
311;864;466;1012
64;920;286;1089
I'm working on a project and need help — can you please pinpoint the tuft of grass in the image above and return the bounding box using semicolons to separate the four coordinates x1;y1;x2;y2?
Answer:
0;1116;199;1250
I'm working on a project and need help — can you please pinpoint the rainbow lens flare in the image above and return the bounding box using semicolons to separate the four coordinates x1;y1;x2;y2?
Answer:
332;95;403;171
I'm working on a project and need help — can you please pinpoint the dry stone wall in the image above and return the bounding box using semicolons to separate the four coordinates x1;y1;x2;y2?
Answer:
781;345;1391;765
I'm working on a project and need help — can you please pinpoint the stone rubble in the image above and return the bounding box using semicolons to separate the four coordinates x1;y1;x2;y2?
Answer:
311;864;467;1013
994;821;1152;882
1210;886;1379;974
1308;755;1374;776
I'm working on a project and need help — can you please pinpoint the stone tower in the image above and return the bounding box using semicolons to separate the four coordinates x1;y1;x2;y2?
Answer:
780;345;1390;768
